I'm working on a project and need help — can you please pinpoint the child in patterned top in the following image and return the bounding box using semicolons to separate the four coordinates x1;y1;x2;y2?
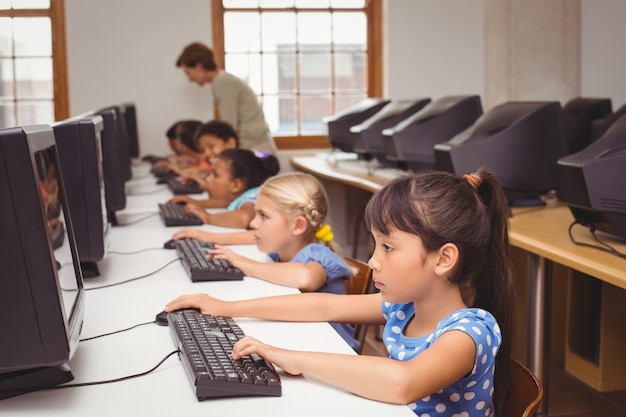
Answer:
165;168;515;416
175;148;279;229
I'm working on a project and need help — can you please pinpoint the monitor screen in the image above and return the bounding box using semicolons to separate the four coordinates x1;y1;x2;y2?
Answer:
52;114;110;277
0;124;85;399
556;112;626;240
434;101;568;205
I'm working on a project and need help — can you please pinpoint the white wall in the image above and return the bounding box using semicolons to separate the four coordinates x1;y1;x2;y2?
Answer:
65;0;213;157
581;0;626;109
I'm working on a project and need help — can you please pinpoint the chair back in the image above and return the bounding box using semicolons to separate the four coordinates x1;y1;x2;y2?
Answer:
501;358;543;417
343;257;375;354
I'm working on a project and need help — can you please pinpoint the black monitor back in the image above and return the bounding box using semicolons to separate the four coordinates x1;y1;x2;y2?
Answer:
591;102;626;142
562;97;612;154
96;108;127;222
0;124;85;398
383;95;483;172
97;105;132;182
556;112;626;239
322;98;390;153
52;115;109;277
119;102;140;158
349;98;431;165
434;101;568;204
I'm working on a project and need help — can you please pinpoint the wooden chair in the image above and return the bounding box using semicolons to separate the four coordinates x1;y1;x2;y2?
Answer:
343;257;375;354
501;358;544;417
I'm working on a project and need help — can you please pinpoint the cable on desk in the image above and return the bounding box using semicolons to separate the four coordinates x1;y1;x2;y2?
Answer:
51;350;180;390
79;320;156;342
107;246;164;255
84;257;182;291
114;211;159;226
568;220;626;260
125;187;168;196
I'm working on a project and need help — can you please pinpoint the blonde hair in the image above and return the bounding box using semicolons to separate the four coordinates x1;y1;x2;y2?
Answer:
259;172;343;256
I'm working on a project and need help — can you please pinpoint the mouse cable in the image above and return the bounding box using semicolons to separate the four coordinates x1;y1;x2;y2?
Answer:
50;350;180;390
85;257;182;291
79;319;156;342
568;220;626;260
107;246;164;255
115;211;159;226
125;187;167;196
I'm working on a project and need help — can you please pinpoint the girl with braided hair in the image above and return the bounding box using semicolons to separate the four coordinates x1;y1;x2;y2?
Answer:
167;168;515;417
189;171;357;349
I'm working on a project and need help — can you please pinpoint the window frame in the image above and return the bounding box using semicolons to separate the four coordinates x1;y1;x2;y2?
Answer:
211;0;382;150
0;0;69;125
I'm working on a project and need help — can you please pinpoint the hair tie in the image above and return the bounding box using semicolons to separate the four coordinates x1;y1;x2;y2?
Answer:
315;224;334;243
464;173;482;191
253;150;270;160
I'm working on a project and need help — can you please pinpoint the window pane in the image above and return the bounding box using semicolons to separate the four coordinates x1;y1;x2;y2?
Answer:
334;53;365;91
298;13;331;48
15;57;52;99
0;0;11;10
329;0;364;7
295;0;329;7
11;0;50;8
224;12;260;53
299;53;331;92
264;53;296;94
0;18;12;57
224;53;262;93
259;0;293;8
13;17;51;56
0;101;16;128
301;95;330;134
335;94;367;115
265;95;296;135
261;12;296;52
333;12;366;51
0;58;15;98
16;100;53;125
223;0;259;7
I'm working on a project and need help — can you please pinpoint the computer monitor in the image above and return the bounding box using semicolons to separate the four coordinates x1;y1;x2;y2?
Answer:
97;105;132;182
349;98;431;165
52;114;110;278
383;95;483;172
591;102;626;142
118;102;140;158
562;97;612;154
96;108;128;225
434;101;568;205
556;112;626;240
322;98;390;153
0;124;85;399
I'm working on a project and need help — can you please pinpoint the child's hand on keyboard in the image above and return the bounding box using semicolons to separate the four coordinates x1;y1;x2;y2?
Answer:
232;336;302;376
165;293;228;316
184;204;211;223
208;244;253;272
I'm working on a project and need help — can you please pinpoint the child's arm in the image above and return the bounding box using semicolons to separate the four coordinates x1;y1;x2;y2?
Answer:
172;228;255;245
167;195;231;209
210;245;332;291
189;202;255;229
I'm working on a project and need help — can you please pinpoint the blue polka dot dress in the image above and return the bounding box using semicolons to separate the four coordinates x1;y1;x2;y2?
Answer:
381;302;501;417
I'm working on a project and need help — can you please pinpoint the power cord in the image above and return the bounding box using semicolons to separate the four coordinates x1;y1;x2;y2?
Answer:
107;247;165;255
84;257;181;291
114;212;159;226
568;220;626;260
50;350;180;390
79;319;157;342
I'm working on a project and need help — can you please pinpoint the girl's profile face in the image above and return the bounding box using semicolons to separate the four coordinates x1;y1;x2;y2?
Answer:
205;158;238;201
368;227;438;304
250;194;293;254
198;134;235;160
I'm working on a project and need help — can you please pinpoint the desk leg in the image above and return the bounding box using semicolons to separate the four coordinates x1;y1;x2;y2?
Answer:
527;254;553;416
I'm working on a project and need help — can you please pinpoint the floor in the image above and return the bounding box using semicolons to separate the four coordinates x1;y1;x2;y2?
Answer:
360;326;626;417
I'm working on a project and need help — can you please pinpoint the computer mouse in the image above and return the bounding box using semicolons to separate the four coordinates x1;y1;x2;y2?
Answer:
155;310;169;326
163;239;177;250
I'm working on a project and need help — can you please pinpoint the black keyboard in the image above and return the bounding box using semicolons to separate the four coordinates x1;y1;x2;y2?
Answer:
167;178;204;195
175;239;245;282
158;203;203;227
167;309;281;400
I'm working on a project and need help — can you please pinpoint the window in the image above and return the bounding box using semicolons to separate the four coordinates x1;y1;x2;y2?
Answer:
0;0;68;128
212;0;382;149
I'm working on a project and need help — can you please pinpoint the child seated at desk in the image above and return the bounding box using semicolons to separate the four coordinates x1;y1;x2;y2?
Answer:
153;120;207;175
174;148;279;229
166;168;516;416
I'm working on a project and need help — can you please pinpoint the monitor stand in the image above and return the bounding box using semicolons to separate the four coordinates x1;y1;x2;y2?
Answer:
80;261;100;278
0;363;74;400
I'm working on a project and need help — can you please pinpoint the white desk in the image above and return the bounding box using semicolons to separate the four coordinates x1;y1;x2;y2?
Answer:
0;164;414;417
